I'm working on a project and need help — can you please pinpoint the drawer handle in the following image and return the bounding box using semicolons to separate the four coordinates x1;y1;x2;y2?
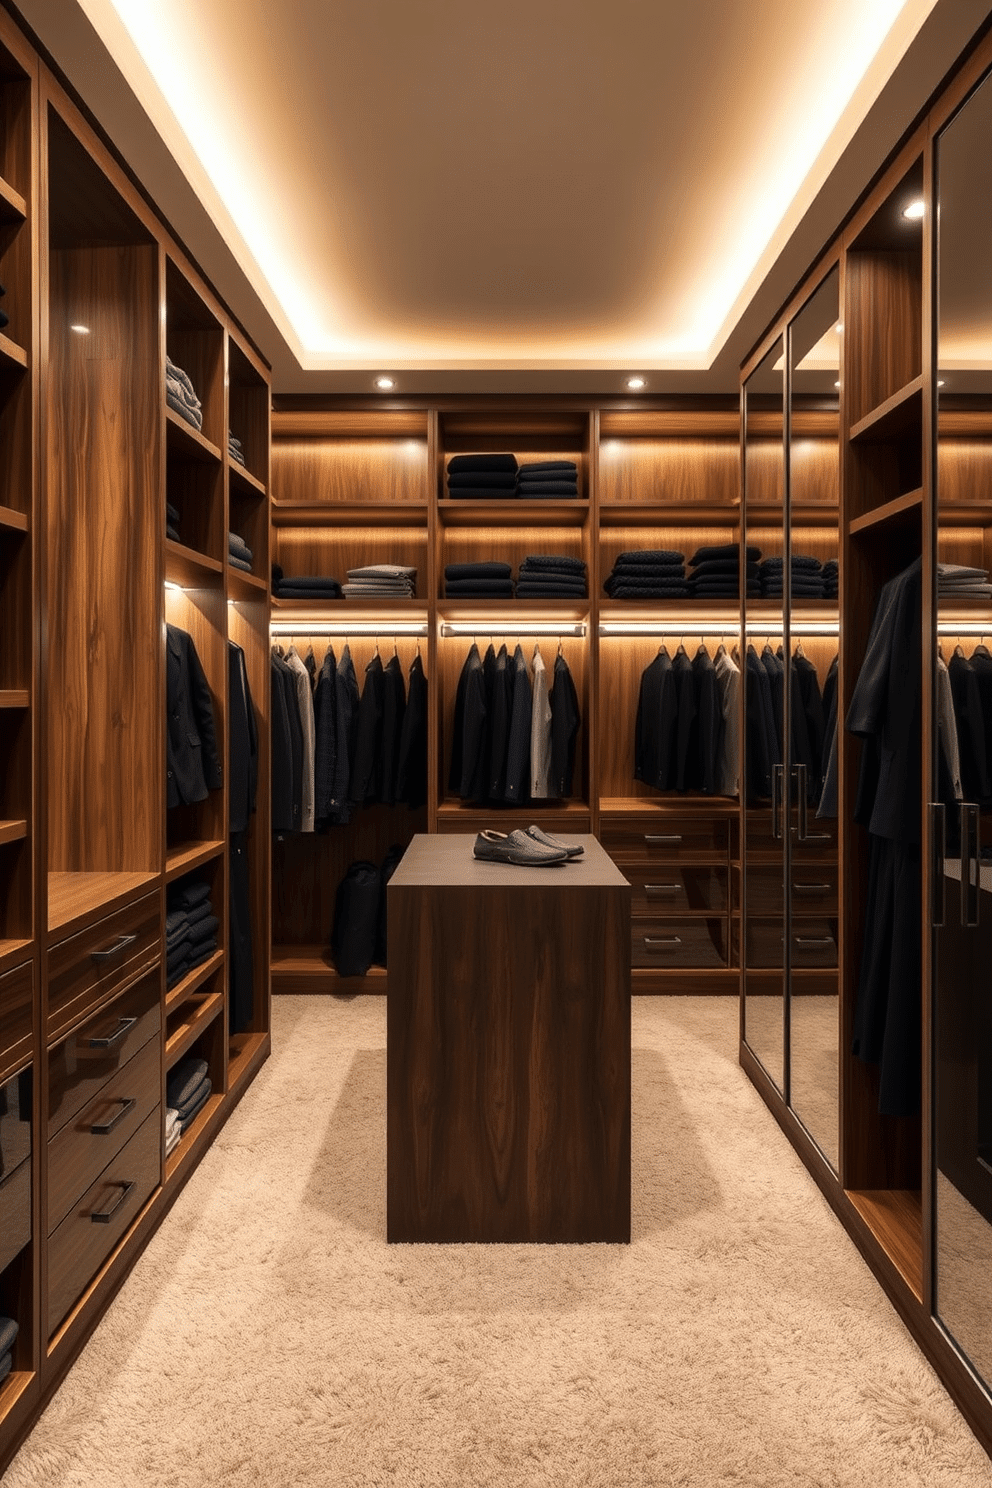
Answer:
792;883;832;894
794;831;832;844
90;1179;136;1224
90;1097;137;1136
644;936;682;947
86;1016;137;1050
91;934;137;965
794;936;833;946
644;834;683;845
645;883;680;897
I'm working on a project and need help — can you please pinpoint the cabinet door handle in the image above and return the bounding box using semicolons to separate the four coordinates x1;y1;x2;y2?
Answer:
792;882;831;894
91;934;137;965
90;1097;137;1136
795;762;809;841
794;936;833;946
86;1016;137;1050
90;1179;136;1224
645;883;680;897
644;834;682;845
772;764;784;840
961;802;980;928
644;936;682;947
930;801;945;928
795;831;832;844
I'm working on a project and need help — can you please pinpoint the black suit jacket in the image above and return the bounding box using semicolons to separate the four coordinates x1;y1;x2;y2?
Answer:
166;624;222;809
379;654;407;807
635;648;676;791
351;653;385;805
313;646;338;827
396;653;428;809
272;653;303;831
228;641;258;834
548;653;580;798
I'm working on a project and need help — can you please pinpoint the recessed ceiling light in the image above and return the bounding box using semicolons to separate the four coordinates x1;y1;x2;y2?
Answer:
835;324;843;333
374;375;395;390
625;376;646;391
70;323;90;334
902;199;925;220
834;380;841;389
937;379;945;388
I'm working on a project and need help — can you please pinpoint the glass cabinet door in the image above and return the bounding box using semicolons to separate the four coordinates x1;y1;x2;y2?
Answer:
742;337;787;1091
933;68;992;1390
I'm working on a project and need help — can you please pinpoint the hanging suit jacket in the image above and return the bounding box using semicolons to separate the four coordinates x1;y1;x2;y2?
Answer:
396;652;428;809
313;646;338;828
329;646;360;824
228;642;258;834
449;643;487;801
270;651;296;832
503;645;533;803
635;648;677;792
166;624;223;809
351;652;385;805
272;652;304;830
379;654;407;807
548;653;580;798
487;645;512;800
672;647;697;792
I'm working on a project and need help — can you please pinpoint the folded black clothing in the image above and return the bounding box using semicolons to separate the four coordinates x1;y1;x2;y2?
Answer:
517;575;587;591
447;453;518;474
179;1082;212;1133
759;554;823;571
615;549;685;566
446;487;521;500
821;559;838;571
229;533;252;558
174;1073;211;1123
166;959;190;991
444;562;512;579
166;932;190;962
0;1352;11;1386
609;563;686;579
168;879;212;912
605;575;688;596
689;544;761;565
518;460;577;474
444;580;515;596
186;912;220;942
608;583;690;599
276;587;344;600
276;575;341;589
0;1318;18;1360
689;559;760;579
183;898;215;928
447;472;519;489
166;387;202;429
518;554;587;573
271;563;284;585
166;524;181;543
166;502;181;524
185;940;218;974
167;1056;209;1111
515;583;588;598
515;481;579;496
230;556;253;574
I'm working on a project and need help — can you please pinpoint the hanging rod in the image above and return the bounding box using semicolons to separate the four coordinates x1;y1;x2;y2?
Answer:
440;621;586;638
270;619;428;637
600;619;738;637
937;622;992;636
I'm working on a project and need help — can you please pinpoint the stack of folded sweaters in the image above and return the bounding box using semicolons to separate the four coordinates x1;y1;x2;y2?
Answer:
938;561;992;598
229;532;253;573
444;561;514;598
822;559;838;599
272;563;342;601
516;460;579;498
688;544;761;598
758;555;824;597
228;431;246;467
166;501;181;543
342;564;417;598
446;454;518;499
166;356;202;431
516;555;587;597
0;1316;16;1386
166;878;219;991
604;550;687;598
165;1056;212;1152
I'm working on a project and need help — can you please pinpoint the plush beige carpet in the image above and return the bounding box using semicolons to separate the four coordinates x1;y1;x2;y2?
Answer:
7;996;992;1488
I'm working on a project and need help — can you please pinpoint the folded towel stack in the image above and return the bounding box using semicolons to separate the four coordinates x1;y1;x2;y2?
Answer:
166;1056;212;1145
516;554;587;597
758;554;824;598
272;563;343;601
228;431;246;467
0;1316;17;1386
822;559;838;599
166;501;181;544
446;453;518;500
165;1106;181;1157
938;561;992;598
229;531;253;574
444;561;514;598
516;460;579;498
166;356;202;431
342;564;417;599
604;549;687;599
688;544;762;599
166;878;219;991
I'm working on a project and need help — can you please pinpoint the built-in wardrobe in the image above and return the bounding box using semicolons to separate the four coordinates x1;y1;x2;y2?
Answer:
739;23;992;1457
0;6;271;1473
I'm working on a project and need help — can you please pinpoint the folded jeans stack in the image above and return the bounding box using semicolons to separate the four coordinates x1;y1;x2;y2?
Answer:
342;564;417;598
166;501;181;543
0;1316;17;1386
446;453;518;500
228;431;246;467
444;561;514;598
688;544;762;599
229;531;253;573
822;559;838;599
166;356;202;431
272;563;342;601
938;561;992;598
166;878;219;990
604;549;687;599
516;460;579;498
165;1056;212;1144
516;554;587;597
758;554;825;598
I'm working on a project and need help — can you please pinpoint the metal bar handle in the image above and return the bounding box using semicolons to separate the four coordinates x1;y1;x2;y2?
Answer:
771;764;784;840
644;834;682;846
930;801;945;929
792;883;832;894
795;763;809;841
962;801;980;928
644;883;680;897
91;934;137;965
90;1179;136;1225
794;936;834;946
644;936;682;947
797;831;832;844
86;1016;137;1050
90;1097;137;1136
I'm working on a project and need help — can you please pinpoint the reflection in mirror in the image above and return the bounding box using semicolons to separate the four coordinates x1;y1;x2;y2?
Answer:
788;268;840;1173
743;336;785;1093
934;68;992;1391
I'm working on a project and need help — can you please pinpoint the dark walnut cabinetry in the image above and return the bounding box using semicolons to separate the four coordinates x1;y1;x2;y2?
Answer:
0;7;271;1473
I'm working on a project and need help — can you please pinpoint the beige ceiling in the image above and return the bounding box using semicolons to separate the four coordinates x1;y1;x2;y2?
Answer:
13;0;992;393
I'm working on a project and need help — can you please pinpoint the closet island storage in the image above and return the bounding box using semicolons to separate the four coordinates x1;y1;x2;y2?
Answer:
0;4;271;1473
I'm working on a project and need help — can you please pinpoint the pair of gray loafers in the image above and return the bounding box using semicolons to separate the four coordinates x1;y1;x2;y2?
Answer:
473;825;584;866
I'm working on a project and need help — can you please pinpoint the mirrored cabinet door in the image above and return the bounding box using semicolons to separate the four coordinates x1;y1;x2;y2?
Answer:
742;337;786;1092
787;268;841;1172
933;65;992;1391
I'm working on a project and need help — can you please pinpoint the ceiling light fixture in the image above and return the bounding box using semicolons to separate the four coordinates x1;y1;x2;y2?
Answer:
834;380;841;389
625;376;646;391
902;199;925;220
374;375;395;391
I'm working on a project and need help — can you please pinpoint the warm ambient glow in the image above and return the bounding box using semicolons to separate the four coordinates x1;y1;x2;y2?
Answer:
903;198;925;219
625;376;647;390
70;324;90;334
374;376;395;390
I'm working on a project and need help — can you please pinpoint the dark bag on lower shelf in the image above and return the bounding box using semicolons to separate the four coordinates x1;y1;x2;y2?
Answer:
331;860;381;977
374;843;407;968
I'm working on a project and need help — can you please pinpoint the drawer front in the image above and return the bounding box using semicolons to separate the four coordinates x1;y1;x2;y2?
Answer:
744;866;838;914
0;1155;31;1275
48;1035;160;1233
47;893;160;1045
0;1066;31;1176
602;818;729;862
48;969;160;1141
47;1105;160;1338
0;960;33;1085
631;917;727;969
738;918;837;969
624;865;727;914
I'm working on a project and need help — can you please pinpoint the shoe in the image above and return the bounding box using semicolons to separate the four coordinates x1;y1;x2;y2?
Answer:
473;829;567;866
525;825;584;858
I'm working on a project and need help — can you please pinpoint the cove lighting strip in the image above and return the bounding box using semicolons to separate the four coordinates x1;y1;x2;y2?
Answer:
440;621;586;638
937;622;992;636
270;620;428;637
600;619;738;637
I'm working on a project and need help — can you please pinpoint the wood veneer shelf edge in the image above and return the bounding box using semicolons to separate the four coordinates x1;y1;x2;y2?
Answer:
165;840;225;881
0;819;27;846
847;1188;924;1303
0;173;27;222
227;1031;268;1093
165;949;225;1012
0;690;29;709
165;540;224;587
0;938;31;975
229;462;266;498
849;375;923;443
271;501;427;527
165;405;222;463
227;568;267;601
437;499;589;525
0;505;28;533
0;331;28;371
598;502;741;525
47;871;159;938
848;488;923;535
165;990;224;1064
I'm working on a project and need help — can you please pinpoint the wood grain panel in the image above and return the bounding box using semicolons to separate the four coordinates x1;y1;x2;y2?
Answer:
937;438;992;508
272;436;428;506
166;455;224;564
631;916;727;968
47;242;160;873
597;437;738;506
847;1188;923;1301
0;1158;30;1277
165;258;224;450
0;957;31;1083
229;337;269;488
845;250;922;426
46;892;160;1044
790;437;840;509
